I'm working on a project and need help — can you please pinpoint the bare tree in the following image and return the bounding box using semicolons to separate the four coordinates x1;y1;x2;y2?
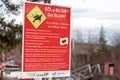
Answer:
73;29;84;43
111;33;120;46
111;33;120;56
87;30;98;44
110;32;120;72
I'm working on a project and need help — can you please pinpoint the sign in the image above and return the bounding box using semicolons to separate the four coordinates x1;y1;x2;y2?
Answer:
22;2;71;78
1;63;5;71
26;6;46;28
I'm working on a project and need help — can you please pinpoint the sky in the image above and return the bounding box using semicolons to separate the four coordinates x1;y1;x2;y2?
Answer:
52;0;120;44
52;0;120;29
13;0;120;30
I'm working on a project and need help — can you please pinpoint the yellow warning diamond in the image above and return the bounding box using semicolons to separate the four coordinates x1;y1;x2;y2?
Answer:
27;6;46;29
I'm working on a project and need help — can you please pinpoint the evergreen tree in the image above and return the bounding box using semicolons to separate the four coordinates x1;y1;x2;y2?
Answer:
0;0;23;79
98;26;107;51
91;26;111;66
0;0;23;51
0;0;23;54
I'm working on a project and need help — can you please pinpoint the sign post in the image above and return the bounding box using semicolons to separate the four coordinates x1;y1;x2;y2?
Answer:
22;2;71;79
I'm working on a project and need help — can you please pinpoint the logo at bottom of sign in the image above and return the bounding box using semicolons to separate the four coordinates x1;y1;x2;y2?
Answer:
27;72;49;77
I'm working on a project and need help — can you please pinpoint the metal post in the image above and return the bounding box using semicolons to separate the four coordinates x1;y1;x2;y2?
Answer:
98;64;101;74
88;64;93;77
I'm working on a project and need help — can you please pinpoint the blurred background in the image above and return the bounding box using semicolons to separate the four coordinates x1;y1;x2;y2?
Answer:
0;0;120;80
